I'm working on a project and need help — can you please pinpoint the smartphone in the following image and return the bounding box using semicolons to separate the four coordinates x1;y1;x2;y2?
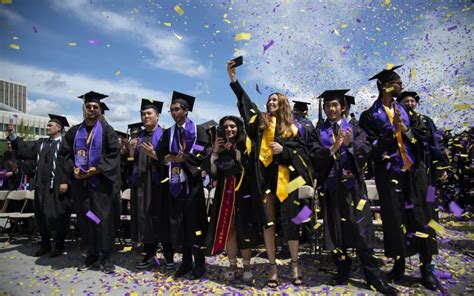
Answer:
216;126;227;140
231;56;243;68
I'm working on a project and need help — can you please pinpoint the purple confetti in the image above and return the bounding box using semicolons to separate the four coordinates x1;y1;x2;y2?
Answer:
404;202;414;209
242;194;251;198
33;26;37;33
291;205;312;225
86;210;101;224
447;25;457;31
385;162;391;170
356;216;366;223
192;144;204;152
154;256;160;265
449;201;463;217
426;185;436;203
263;39;274;53
88;39;101;45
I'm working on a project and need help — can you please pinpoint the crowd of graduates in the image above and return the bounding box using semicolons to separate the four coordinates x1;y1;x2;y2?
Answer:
0;60;472;295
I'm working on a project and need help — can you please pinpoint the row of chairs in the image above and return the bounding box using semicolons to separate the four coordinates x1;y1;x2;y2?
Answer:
0;190;36;240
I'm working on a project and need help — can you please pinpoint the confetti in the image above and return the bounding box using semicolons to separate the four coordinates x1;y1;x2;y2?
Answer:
86;210;101;224
234;32;252;41
68;42;77;46
356;199;367;211
291;205;312;225
263;39;274;54
9;43;20;50
284;176;306;194
174;5;184;16
173;31;183;40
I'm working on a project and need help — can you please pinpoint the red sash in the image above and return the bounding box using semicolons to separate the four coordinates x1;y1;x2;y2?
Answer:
211;176;236;255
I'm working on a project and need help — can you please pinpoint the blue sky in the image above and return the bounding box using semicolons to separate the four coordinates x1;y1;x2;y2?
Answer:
0;0;472;132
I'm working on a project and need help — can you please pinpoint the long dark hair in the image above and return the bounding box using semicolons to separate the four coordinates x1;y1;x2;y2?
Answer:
219;115;246;151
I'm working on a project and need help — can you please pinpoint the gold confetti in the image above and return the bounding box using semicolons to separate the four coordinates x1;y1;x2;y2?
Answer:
386;63;395;70
391;179;398;184
161;177;169;183
313;223;321;229
174;5;184;16
235;32;252;41
173;31;183;40
248;115;257;124
428;219;445;234
284;176;306;194
195;230;202;236
414;231;429;238
115;70;121;76
265;189;271;194
68;42;77;46
9;43;19;50
356;199;367;211
288;165;295;172
164;22;171;27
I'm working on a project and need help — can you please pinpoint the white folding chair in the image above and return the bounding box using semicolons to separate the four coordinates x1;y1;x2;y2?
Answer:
0;190;29;237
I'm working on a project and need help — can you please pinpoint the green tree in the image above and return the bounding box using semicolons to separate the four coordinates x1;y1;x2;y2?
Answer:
17;118;34;140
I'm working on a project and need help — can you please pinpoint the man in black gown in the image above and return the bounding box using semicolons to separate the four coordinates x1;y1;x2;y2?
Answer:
60;91;121;274
359;66;439;290
156;91;209;280
8;114;71;257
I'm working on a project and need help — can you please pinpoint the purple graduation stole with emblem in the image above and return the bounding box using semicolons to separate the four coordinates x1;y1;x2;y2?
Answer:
169;117;197;197
130;126;163;186
74;121;102;187
319;118;355;191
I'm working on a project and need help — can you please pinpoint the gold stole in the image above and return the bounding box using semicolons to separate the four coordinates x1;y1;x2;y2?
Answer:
259;116;298;202
383;106;413;171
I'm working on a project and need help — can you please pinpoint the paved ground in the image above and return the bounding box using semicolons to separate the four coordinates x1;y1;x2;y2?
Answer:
0;214;472;295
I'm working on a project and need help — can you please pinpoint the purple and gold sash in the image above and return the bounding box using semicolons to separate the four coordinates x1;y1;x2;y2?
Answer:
168;117;197;197
130;126;163;186
74;121;102;187
371;100;414;172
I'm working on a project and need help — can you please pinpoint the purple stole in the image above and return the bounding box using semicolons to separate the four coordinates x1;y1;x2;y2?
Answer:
130;126;163;186
294;120;305;138
319;118;355;192
74;121;102;187
371;100;415;172
168;117;197;197
0;169;6;188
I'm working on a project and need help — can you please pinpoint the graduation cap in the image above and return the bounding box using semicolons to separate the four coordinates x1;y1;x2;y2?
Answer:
292;100;311;113
78;91;108;104
368;65;403;84
344;95;355;105
128;122;143;134
100;102;109;114
397;91;420;103
199;120;218;131
115;130;128;138
318;89;350;104
141;99;164;113
48;114;69;128
171;91;195;112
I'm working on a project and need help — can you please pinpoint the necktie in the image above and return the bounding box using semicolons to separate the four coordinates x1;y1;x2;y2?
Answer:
332;123;339;138
178;126;185;150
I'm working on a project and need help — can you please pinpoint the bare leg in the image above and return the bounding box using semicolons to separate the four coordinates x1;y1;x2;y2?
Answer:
263;194;278;283
225;225;238;272
289;239;302;285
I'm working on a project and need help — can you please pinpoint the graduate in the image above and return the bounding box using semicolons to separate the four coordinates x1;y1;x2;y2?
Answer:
204;115;260;282
60;91;121;274
8;114;71;258
226;60;314;287
308;90;397;294
156;91;209;280
292;100;315;137
343;95;358;126
129;99;174;270
397;91;449;209
359;66;439;290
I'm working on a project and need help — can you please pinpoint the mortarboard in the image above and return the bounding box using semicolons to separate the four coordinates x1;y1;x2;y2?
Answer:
128;122;143;134
368;65;403;84
319;89;350;104
141;99;163;113
397;91;420;103
78;91;108;104
48;114;69;128
100;102;109;114
292;100;311;113
199;120;218;131
344;95;355;105
115;130;128;138
171;91;195;112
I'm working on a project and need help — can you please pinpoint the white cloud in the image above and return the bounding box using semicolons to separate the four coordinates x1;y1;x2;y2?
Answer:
50;0;209;77
0;60;237;131
0;8;26;24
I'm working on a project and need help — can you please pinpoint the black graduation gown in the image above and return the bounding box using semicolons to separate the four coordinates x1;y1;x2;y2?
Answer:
156;123;209;249
308;120;375;251
60;121;121;254
12;137;70;232
130;130;170;245
204;143;261;254
297;117;315;136
359;103;438;258
229;80;314;240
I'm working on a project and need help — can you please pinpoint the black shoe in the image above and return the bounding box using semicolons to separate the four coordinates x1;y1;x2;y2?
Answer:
77;255;99;271
328;273;349;286
190;265;206;280
387;258;405;283
136;253;155;270
100;257;115;274
34;246;51;257
49;247;65;258
174;262;193;278
368;278;398;295
420;269;439;291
